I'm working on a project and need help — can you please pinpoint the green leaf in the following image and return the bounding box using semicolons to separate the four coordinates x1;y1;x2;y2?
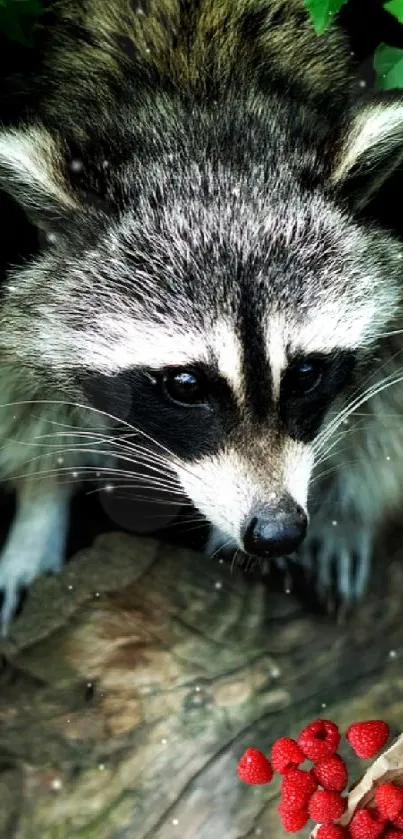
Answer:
0;0;44;46
384;0;403;24
374;42;403;90
304;0;349;34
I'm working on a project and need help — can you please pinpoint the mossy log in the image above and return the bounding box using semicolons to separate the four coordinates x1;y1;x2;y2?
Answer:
0;532;402;838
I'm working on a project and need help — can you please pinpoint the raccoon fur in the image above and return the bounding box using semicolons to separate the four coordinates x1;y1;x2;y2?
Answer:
0;0;403;631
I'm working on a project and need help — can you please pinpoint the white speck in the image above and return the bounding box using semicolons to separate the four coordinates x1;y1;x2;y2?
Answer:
12;415;16;420
161;738;167;745
67;719;71;724
136;5;145;13
342;419;349;426
321;702;327;709
358;79;367;88
332;520;338;527
195;685;201;693
285;586;291;594
46;231;57;244
95;471;100;478
70;159;83;172
269;491;277;501
67;584;74;591
386;456;391;461
350;51;355;57
389;649;397;659
102;160;109;168
71;471;79;478
57;457;64;465
214;581;222;590
87;681;93;688
50;777;62;791
270;665;281;679
94;592;100;598
218;558;224;565
104;484;114;492
145;47;151;53
172;819;179;826
7;285;16;292
98;763;105;771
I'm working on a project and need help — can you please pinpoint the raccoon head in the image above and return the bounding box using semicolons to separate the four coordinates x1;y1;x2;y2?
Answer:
0;93;403;558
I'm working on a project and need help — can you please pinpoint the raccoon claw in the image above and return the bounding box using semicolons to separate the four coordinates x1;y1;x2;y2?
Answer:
0;540;65;636
0;582;26;637
294;521;372;611
0;556;35;637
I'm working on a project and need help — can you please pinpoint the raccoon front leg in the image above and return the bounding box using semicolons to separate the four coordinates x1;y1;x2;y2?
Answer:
292;459;379;609
295;509;373;609
0;482;70;635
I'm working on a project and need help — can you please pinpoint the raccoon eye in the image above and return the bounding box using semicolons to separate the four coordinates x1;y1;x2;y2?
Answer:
162;369;209;406
287;358;325;397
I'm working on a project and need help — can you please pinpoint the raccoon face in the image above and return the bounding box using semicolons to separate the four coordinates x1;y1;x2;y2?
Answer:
1;95;403;558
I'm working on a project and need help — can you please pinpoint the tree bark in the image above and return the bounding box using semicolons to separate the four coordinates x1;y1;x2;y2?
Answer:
0;532;402;839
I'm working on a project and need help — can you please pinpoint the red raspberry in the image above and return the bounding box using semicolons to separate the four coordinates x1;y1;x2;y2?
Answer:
346;720;390;759
312;754;348;792
384;831;403;838
278;802;309;833
391;812;403;829
237;748;273;784
271;737;305;773
281;767;317;810
316;828;348;839
349;807;387;839
297;719;341;762
308;790;346;823
374;782;403;820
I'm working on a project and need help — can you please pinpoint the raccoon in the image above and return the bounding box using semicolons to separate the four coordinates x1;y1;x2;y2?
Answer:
0;0;403;632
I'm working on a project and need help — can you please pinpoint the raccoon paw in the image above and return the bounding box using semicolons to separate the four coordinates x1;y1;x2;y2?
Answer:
0;544;65;636
0;548;38;637
0;496;68;636
294;518;372;612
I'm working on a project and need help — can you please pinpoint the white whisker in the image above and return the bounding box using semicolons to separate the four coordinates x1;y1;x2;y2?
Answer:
315;370;403;455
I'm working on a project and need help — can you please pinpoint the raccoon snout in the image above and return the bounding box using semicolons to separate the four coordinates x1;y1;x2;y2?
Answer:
242;496;307;559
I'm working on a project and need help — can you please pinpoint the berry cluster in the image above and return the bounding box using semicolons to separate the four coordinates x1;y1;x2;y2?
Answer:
237;718;399;836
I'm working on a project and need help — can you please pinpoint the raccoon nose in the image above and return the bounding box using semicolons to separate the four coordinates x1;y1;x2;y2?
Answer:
242;499;307;558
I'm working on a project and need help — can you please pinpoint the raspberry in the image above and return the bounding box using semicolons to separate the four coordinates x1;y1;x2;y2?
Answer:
349;807;387;839
278;802;309;833
297;719;341;762
316;827;348;839
237;748;273;784
271;737;305;774
391;812;403;829
312;754;348;792
346;720;390;759
384;831;403;839
281;767;317;810
308;790;346;823
374;782;403;820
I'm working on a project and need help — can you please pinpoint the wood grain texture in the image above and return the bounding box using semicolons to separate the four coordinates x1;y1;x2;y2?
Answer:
0;531;402;839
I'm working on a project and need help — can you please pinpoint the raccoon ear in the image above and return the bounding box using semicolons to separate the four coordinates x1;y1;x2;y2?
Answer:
329;93;403;209
0;124;80;228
